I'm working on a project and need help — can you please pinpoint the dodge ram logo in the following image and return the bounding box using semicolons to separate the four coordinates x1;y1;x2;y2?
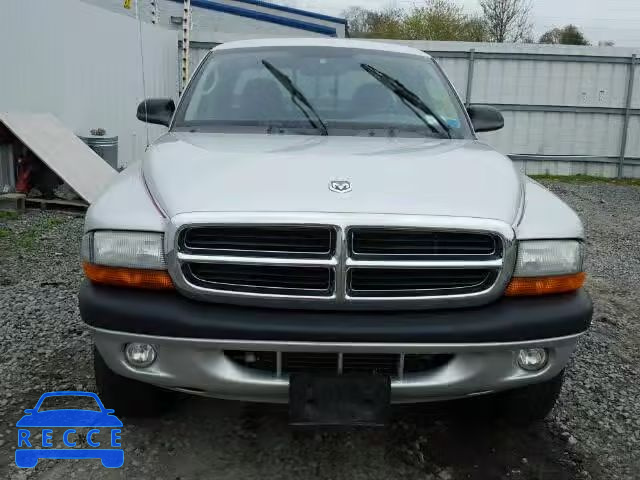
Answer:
329;180;352;193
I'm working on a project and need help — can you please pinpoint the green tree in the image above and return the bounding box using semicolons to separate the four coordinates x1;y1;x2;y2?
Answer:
368;8;406;39
404;0;489;41
461;16;491;42
344;0;490;42
539;25;590;45
343;6;404;39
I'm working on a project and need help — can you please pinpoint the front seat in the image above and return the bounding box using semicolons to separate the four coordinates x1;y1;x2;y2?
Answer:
237;78;288;120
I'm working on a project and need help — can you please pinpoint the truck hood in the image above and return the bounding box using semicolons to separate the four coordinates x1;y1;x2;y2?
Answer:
144;133;523;224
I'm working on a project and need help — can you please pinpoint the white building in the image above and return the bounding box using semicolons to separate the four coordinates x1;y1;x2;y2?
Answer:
81;0;347;41
0;0;346;169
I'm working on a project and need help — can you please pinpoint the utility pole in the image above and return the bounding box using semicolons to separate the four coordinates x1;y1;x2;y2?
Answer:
151;0;158;24
181;0;191;94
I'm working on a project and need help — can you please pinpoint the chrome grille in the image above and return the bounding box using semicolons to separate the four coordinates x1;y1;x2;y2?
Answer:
351;229;501;259
348;268;497;297
169;218;515;310
225;351;453;379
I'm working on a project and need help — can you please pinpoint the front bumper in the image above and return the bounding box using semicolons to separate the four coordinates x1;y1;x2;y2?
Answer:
81;282;592;403
93;328;580;403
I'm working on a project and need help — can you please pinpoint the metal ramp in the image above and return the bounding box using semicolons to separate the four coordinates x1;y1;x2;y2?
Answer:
0;113;117;203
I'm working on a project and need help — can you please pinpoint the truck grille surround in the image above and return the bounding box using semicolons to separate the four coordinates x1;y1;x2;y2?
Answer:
170;222;514;310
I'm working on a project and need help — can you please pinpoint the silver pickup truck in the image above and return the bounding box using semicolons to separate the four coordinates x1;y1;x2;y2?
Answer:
79;38;592;426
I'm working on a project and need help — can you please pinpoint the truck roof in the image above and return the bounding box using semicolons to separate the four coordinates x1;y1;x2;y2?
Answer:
214;38;432;58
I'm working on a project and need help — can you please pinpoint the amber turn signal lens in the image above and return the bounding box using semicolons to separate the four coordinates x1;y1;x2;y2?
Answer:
83;262;174;290
505;272;586;297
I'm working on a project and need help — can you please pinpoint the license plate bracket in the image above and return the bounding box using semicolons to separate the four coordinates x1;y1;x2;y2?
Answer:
289;374;391;428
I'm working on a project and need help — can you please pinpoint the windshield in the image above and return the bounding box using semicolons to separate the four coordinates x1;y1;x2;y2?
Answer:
173;47;471;139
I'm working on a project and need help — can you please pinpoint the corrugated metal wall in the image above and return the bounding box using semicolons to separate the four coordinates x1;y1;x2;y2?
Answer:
385;41;640;178
0;0;179;168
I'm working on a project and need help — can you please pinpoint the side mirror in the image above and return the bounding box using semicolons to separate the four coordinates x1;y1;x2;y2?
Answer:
137;98;176;127
24;409;35;414
466;105;504;133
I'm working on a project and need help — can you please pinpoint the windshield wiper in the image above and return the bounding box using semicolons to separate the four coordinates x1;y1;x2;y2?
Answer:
360;63;452;139
261;60;328;136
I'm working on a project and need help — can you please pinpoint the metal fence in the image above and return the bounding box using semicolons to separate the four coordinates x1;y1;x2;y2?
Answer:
385;40;640;178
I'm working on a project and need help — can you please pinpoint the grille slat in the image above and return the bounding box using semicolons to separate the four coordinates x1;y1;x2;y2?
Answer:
189;232;328;239
187;238;327;248
182;226;334;257
192;268;329;281
188;240;328;249
357;239;494;245
354;244;493;251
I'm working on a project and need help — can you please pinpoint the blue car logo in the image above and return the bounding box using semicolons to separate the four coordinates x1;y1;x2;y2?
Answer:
16;391;123;468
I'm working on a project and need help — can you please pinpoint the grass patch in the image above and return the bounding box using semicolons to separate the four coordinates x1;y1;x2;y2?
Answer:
0;211;19;221
46;217;66;228
530;174;640;186
0;214;70;252
16;227;40;250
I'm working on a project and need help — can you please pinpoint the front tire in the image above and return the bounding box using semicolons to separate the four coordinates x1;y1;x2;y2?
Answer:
493;370;565;426
93;346;176;418
100;450;125;468
15;451;38;468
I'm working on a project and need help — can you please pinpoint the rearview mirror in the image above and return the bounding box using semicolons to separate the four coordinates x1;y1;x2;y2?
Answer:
466;105;504;133
136;98;176;127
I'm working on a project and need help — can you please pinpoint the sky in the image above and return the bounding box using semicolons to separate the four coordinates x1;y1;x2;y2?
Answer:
282;0;640;47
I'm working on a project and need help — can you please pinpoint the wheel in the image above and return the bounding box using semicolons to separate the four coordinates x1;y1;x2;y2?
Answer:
100;450;125;468
93;346;176;418
15;451;38;468
492;370;565;426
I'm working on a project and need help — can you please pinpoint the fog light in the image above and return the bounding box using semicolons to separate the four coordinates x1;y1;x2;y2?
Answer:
124;343;157;368
517;348;548;371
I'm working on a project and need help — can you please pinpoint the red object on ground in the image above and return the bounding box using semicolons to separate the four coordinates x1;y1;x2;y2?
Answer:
16;157;32;193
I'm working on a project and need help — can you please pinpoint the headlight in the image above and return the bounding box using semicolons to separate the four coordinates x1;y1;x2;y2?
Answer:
82;231;166;269
506;240;585;296
82;231;173;289
513;240;584;277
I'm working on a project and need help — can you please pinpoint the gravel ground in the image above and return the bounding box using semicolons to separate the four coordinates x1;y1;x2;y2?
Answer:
0;180;638;480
